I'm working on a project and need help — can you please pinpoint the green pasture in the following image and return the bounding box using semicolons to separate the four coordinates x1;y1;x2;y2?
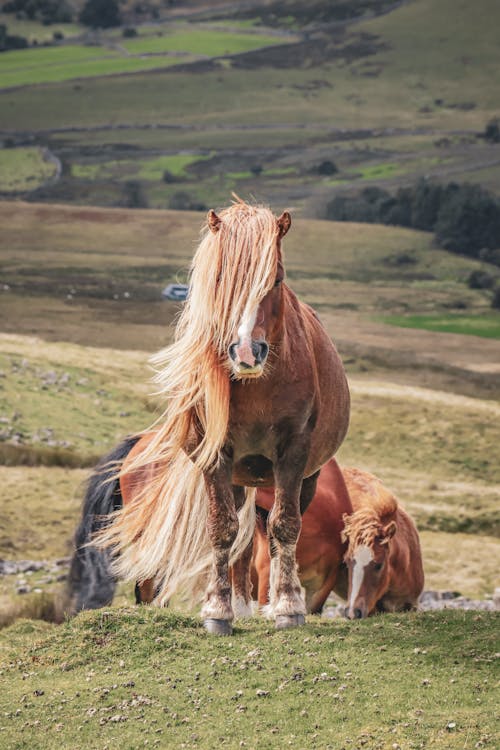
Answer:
0;45;187;89
1;0;499;132
0;147;56;192
0;27;286;89
0;348;152;459
121;28;285;56
382;313;500;340
0;610;498;750
71;153;210;182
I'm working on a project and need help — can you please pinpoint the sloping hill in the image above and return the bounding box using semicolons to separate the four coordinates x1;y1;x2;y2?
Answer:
1;0;500;207
0;609;498;750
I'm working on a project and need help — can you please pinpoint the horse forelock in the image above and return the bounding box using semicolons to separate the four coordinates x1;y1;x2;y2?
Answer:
343;492;398;558
189;200;281;353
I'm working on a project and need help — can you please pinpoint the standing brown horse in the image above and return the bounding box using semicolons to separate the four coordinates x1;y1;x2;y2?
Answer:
84;199;349;634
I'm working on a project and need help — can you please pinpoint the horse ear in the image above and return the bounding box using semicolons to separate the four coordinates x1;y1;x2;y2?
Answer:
207;209;221;234
381;520;397;544
277;211;291;238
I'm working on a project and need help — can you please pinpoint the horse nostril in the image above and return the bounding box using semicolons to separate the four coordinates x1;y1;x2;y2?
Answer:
253;340;269;364
228;343;238;361
354;608;363;619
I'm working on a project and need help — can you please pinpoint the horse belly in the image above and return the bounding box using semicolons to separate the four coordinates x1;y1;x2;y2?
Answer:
232;454;275;487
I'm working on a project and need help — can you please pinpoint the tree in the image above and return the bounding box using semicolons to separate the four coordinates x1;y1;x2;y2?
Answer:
435;183;500;257
79;0;121;29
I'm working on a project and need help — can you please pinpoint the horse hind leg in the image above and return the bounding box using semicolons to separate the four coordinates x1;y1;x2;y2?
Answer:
134;579;158;605
230;487;258;619
231;541;254;618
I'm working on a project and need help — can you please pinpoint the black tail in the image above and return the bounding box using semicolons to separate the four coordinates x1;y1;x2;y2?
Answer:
68;435;140;613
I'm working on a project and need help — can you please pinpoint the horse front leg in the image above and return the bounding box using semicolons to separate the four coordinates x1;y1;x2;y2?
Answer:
201;462;239;636
268;450;310;629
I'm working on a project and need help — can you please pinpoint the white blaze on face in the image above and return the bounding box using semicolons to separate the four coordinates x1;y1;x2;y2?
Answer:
349;544;373;610
237;306;258;345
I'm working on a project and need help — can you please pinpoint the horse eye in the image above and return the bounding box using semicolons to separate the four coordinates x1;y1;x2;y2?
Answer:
274;278;282;287
374;563;383;572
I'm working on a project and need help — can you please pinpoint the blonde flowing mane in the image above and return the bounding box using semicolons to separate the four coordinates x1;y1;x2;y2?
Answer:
94;199;284;604
342;469;398;557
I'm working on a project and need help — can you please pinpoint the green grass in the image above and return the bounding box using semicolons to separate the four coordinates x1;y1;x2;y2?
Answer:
0;610;497;749
0;46;188;88
0;27;286;89
382;313;500;339
122;28;285;56
2;0;499;131
0;336;153;460
138;153;212;180
0;147;56;191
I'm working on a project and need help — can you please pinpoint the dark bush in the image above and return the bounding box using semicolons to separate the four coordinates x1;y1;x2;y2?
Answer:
0;24;28;51
317;160;337;176
120;180;149;209
467;270;495;290
79;0;121;28
122;27;138;38
325;179;500;265
162;170;177;184
250;164;263;177
483;118;500;144
435;183;500;257
410;179;443;231
491;286;500;309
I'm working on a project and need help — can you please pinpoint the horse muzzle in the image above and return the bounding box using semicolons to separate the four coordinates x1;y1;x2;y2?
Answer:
346;602;368;620
228;338;269;378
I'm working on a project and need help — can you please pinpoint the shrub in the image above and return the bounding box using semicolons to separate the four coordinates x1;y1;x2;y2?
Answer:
120;180;149;209
325;180;500;265
467;270;495;290
435;183;500;257
0;24;28;51
317;160;337;176
79;0;121;29
483;118;500;144
123;27;137;38
491;286;500;309
162;170;177;184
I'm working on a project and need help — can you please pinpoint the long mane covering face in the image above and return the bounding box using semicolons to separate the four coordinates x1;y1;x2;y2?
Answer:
94;200;284;602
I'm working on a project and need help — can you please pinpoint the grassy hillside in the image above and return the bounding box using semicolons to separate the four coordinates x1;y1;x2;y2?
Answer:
1;0;500;208
0;609;498;750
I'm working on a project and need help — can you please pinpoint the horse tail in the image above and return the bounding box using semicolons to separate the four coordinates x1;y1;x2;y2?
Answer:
94;451;256;609
68;435;140;614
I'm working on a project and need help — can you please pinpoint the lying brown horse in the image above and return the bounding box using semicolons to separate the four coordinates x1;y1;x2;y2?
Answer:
70;199;350;634
235;462;423;618
238;457;352;615
342;468;424;618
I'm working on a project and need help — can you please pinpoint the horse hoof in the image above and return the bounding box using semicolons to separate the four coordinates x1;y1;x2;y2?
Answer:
275;614;306;630
203;618;233;636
